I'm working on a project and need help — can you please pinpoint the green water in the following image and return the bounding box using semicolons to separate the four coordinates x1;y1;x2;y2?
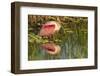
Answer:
28;29;88;60
28;15;88;60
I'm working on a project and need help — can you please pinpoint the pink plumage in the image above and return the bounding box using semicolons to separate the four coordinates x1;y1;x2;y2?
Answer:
39;21;61;37
41;43;61;55
38;21;61;55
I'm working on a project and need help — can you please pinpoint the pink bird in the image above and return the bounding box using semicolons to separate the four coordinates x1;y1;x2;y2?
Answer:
38;21;61;55
41;43;61;55
39;21;61;37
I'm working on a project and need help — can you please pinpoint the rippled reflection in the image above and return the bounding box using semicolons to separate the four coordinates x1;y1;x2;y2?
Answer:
28;15;88;60
41;42;61;55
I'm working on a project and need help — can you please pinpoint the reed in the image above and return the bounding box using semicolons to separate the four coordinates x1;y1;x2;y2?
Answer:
28;15;88;60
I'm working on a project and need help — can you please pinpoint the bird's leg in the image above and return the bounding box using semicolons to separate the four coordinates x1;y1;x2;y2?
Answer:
52;34;55;42
49;35;54;42
48;36;51;42
42;36;47;39
45;36;47;38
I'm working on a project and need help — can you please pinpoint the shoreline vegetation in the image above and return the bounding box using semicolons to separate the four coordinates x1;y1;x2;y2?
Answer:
28;15;88;60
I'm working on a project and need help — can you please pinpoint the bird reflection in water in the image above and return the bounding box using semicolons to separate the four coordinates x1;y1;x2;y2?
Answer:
38;21;61;55
41;43;61;55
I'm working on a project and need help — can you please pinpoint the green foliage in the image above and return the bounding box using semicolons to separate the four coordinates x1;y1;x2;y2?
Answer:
28;15;88;60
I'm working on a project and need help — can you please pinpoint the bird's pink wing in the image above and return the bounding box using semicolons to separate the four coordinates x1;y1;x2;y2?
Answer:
39;24;55;36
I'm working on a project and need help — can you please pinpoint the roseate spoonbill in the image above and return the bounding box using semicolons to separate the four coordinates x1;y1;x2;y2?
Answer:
41;43;61;55
38;21;61;37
